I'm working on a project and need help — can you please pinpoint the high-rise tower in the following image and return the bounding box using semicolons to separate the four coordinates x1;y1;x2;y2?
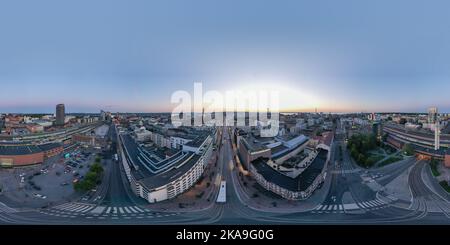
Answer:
56;104;65;126
429;107;440;150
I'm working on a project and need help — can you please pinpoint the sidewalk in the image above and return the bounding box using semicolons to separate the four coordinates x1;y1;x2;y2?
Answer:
383;164;412;202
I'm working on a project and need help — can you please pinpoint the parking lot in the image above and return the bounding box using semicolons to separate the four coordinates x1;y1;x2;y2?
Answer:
0;146;97;208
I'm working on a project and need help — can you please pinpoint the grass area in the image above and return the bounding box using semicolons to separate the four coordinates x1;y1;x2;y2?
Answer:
378;155;403;167
429;159;441;177
439;181;450;193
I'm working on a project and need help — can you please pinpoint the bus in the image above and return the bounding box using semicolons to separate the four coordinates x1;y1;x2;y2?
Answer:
114;154;119;162
216;181;226;203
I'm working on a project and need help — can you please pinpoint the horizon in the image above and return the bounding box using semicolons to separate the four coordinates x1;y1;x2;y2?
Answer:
1;109;449;115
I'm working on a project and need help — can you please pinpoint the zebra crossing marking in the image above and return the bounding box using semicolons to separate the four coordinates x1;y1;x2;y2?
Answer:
44;203;170;220
54;202;94;213
90;206;106;214
342;203;359;210
314;204;344;211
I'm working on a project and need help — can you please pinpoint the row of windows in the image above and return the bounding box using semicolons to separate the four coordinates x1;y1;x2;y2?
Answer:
167;159;205;198
250;166;313;200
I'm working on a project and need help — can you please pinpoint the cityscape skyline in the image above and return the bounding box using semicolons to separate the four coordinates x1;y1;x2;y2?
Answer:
1;106;450;115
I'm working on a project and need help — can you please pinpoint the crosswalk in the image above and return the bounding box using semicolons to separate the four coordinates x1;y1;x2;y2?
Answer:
39;202;179;221
49;202;150;215
54;202;96;213
330;162;360;175
0;202;17;213
312;197;392;213
354;199;388;210
312;204;345;213
331;169;360;174
94;205;148;215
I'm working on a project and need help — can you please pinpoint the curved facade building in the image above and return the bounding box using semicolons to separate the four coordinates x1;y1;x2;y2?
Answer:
383;123;450;166
118;128;215;203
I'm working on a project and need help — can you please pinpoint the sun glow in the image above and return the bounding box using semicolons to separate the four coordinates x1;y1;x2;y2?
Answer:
229;80;322;112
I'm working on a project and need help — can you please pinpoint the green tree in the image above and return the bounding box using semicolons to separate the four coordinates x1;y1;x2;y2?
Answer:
90;162;103;174
402;144;414;156
347;133;377;168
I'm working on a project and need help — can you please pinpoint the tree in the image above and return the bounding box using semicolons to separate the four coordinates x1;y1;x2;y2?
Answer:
85;171;99;183
73;161;104;192
347;133;377;168
95;155;102;163
90;162;104;174
365;157;375;167
382;133;388;142
402;144;414;156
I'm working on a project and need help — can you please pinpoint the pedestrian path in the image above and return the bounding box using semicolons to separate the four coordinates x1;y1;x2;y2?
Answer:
39;203;179;221
330;164;361;175
312;204;345;213
93;205;150;215
43;203;153;217
312;196;393;214
0;202;17;213
331;169;360;174
53;202;96;213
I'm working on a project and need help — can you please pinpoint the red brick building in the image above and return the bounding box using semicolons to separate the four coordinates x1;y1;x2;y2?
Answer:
72;134;96;146
26;123;44;133
38;142;64;159
445;154;450;168
0;142;63;167
0;145;44;167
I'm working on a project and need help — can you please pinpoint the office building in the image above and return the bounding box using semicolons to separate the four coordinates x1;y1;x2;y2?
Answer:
119;127;215;203
428;107;438;124
56;104;65;126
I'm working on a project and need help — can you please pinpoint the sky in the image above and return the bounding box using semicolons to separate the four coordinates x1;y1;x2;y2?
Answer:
0;0;449;113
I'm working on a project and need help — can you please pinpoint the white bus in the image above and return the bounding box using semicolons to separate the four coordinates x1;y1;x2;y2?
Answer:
216;181;226;203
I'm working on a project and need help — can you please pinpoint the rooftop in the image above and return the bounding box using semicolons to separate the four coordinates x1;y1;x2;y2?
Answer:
384;123;450;141
252;148;328;192
0;145;42;155
38;142;63;151
121;133;204;190
240;136;270;153
387;135;449;156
